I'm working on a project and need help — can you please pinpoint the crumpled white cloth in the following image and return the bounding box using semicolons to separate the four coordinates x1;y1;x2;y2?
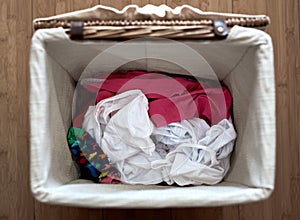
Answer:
83;89;156;158
151;118;210;158
82;89;237;185
82;90;164;184
151;118;236;185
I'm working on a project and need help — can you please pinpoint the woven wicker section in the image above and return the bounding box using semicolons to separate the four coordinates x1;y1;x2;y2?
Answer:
33;4;270;39
34;17;269;29
65;25;216;39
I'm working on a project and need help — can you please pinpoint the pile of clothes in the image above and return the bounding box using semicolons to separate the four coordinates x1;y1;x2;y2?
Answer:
67;71;237;186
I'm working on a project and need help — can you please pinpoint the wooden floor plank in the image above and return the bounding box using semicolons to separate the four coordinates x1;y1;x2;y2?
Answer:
0;0;35;219
0;0;15;219
222;206;239;220
35;203;92;220
141;0;166;6
55;0;99;13
32;0;56;18
0;0;12;218
100;0;132;9
87;209;103;220
285;0;300;219
172;208;223;220
233;0;266;14
103;209;171;220
166;0;232;12
129;0;164;8
13;0;35;218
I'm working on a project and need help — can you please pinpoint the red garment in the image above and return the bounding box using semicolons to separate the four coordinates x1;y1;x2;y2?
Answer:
72;101;94;127
81;71;232;127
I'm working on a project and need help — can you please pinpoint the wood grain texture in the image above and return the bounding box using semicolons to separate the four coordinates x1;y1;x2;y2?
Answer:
0;0;34;219
100;0;132;9
172;208;223;220
0;1;11;218
103;209;171;220
13;0;34;218
1;0;300;220
285;1;300;219
55;0;99;14
166;0;232;12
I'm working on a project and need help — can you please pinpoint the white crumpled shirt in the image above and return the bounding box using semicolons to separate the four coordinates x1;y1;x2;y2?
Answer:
82;90;237;185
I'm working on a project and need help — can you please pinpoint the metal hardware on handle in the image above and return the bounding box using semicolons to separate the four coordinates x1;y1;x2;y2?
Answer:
213;20;228;39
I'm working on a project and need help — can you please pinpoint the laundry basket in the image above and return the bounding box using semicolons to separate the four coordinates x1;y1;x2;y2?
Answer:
30;4;275;208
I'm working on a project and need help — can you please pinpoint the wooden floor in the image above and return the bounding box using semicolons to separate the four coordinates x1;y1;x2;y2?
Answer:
0;0;299;219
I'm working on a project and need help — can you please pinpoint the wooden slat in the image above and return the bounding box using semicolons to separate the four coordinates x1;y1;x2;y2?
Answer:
129;0;166;7
88;209;104;220
32;0;55;18
0;0;35;219
35;203;103;220
172;208;223;220
166;0;232;12
222;206;239;220
233;0;266;14
100;0;132;9
130;0;150;6
13;0;35;218
35;204;90;220
100;0;165;9
0;0;12;218
55;0;99;14
145;0;165;6
103;209;171;220
33;0;99;18
285;0;300;219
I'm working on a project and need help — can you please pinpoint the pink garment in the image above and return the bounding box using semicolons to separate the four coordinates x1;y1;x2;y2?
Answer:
81;71;232;127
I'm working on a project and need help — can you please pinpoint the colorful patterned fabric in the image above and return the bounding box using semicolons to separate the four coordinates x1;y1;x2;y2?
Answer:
67;127;122;184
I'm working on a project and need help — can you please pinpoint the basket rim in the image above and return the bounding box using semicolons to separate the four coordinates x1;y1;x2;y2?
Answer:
33;4;270;28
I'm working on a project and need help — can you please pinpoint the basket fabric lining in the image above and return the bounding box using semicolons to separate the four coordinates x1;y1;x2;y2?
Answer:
30;25;275;207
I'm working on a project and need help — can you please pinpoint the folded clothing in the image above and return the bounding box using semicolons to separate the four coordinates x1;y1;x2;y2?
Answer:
81;71;232;127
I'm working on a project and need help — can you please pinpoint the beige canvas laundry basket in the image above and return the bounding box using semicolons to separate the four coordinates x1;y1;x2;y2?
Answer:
30;4;275;208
